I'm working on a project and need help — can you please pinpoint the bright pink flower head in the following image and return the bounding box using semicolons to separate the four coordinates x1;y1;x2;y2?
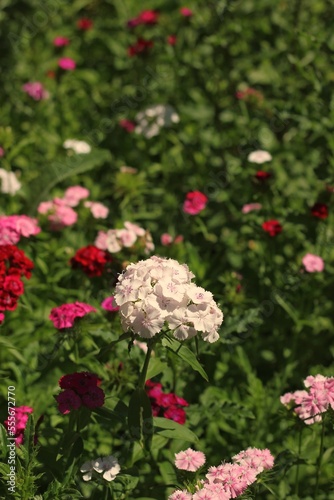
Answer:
14;215;41;238
127;10;159;28
22;82;49;101
63;186;90;206
242;203;262;214
4;406;33;446
84;201;109;219
146;380;163;399
164;406;186;424
101;296;120;312
53;36;70;47
183;191;208;215
77;18;93;30
48;205;77;228
175;448;206;472
180;7;193;17
206;462;257;497
0;312;4;324
262;219;282;236
302;253;324;273
58;57;76;70
49;301;96;329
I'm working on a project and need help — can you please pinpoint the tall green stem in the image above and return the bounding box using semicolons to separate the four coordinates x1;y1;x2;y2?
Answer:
314;417;326;498
295;425;303;495
138;344;153;389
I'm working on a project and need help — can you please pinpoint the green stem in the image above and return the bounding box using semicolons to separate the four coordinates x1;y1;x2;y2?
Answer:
295;425;303;495
314;417;326;498
138;343;153;389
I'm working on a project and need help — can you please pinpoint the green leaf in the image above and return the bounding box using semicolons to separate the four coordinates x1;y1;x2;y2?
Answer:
154;417;198;443
146;357;168;380
162;338;208;381
92;406;126;423
128;388;153;450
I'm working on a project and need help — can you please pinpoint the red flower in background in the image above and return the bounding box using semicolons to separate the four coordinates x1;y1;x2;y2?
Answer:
262;220;282;237
167;35;177;46
127;10;159;28
146;380;188;424
119;119;136;133
236;87;264;103
128;38;154;57
56;372;105;414
77;18;93;30
70;245;112;277
183;191;208;215
0;245;33;313
255;171;271;181
311;202;328;219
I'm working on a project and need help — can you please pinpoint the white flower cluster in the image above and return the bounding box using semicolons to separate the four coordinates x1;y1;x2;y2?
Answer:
0;168;21;195
135;104;180;138
114;256;223;343
95;221;154;254
80;455;120;482
63;139;91;154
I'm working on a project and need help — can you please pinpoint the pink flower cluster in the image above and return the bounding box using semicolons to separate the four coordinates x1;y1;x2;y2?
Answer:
146;380;189;424
84;201;109;219
114;256;223;342
0;215;41;245
4;406;33;446
49;302;96;329
95;221;154;254
170;447;274;499
161;233;184;246
55;372;105;414
281;374;334;424
22;82;49;100
101;296;120;312
302;253;324;273
183;191;208;215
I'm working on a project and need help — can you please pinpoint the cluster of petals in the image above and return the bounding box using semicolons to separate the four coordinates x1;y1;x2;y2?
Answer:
247;150;272;164
175;448;206;472
77;18;93;30
302;253;324;273
242;203;262;214
56;372;105;414
180;7;193;17
127;9;159;28
101;296;120;312
262;219;282;237
0;168;21;195
95;221;154;254
128;38;154;57
53;36;70;47
58;57;76;70
80;455;120;482
119;119;136;132
70;245;112;277
0;215;41;245
84;201;109;219
169;447;274;499
255;170;271;181
311;202;328;219
146;380;188;424
4;406;33;446
63;139;91;154
114;256;223;342
135;104;180;138
22;81;49;100
49;302;96;329
280;374;334;424
183;191;208;215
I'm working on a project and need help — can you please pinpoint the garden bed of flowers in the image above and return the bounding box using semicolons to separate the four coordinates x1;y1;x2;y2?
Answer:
1;0;334;498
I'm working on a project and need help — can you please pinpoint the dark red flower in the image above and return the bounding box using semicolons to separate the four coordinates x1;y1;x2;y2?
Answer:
119;119;136;133
70;245;112;277
0;291;18;311
262;220;282;237
156;392;178;408
56;389;82;414
167;35;177;46
81;387;105;409
127;10;159;28
311;202;328;219
57;372;104;414
255;170;271;181
77;18;93;30
164;406;186;424
128;38;154;57
3;275;24;296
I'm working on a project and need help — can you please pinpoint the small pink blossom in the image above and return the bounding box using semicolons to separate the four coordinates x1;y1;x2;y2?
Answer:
183;191;208;215
232;447;274;474
58;57;76;70
302;253;324;273
84;201;109;219
101;296;120;312
180;7;193;17
169;491;192;500
64;186;90;207
0;147;5;157
22;82;49;101
53;36;70;47
48;205;77;228
161;233;173;246
242;203;262;214
0;215;41;245
175;448;206;472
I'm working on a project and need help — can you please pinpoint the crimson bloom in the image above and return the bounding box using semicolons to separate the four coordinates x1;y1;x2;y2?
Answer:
146;380;188;424
56;372;105;414
49;302;96;329
183;191;208;215
180;7;193;17
70;245;112;277
77;18;93;30
311;202;328;219
119;119;136;132
127;10;159;28
255;170;271;181
127;38;154;57
262;220;282;237
167;35;177;46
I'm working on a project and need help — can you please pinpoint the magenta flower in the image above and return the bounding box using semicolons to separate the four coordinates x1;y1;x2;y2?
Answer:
0;312;4;324
58;57;76;70
53;36;70;47
101;296;120;312
175;448;206;472
4;406;33;446
183;191;208;215
22;82;49;101
180;7;193;17
302;253;324;273
49;302;96;329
